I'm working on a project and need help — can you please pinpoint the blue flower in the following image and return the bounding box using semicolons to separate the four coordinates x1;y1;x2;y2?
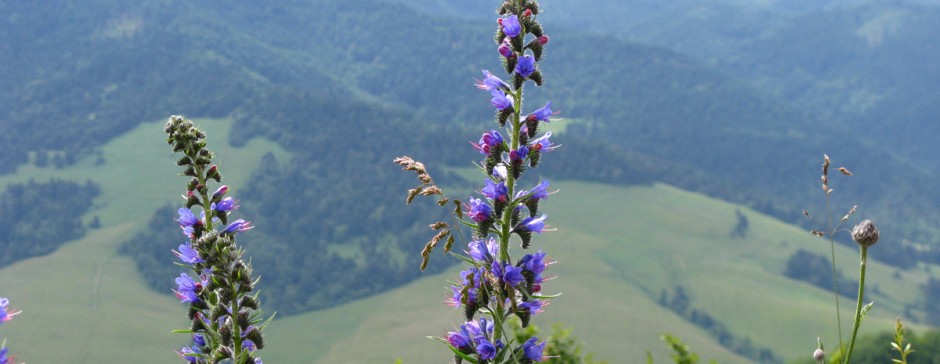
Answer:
174;244;204;265
476;338;497;360
211;197;239;212
177;207;200;236
510;146;529;163
0;297;19;324
501;15;522;38
447;331;472;351
520;250;549;276
482;180;509;203
467;198;493;223
520;299;545;316
174;273;200;303
475;70;509;91
222;219;254;234
531;132;559;153
179;346;200;363
242;339;257;352
468;237;499;262
523;337;546;362
527;102;554;122
515;55;536;78
518;214;548;234
211;185;228;200
472;130;504;155
502;264;525;287
490;89;514;111
193;333;206;347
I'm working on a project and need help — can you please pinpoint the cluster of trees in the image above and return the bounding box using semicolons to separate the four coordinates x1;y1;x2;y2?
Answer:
0;179;100;267
658;286;781;363
784;249;860;298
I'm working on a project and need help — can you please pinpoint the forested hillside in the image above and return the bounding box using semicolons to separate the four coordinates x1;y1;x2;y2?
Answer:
3;0;940;317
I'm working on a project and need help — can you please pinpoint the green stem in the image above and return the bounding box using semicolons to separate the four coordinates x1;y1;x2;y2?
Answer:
825;193;844;354
842;246;868;364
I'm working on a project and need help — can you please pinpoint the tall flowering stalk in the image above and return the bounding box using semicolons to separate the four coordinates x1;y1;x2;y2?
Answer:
397;1;558;362
165;116;270;364
0;297;22;364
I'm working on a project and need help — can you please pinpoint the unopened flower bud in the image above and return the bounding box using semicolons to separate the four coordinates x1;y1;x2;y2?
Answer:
538;35;549;45
813;348;825;364
852;220;879;247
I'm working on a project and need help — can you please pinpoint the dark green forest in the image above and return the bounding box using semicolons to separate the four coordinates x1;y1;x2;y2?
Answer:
4;0;940;320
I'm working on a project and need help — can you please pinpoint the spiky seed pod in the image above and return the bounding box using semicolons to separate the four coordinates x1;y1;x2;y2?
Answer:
528;21;544;37
237;309;251;329
503;55;517;75
463;299;479;321
517;310;531;328
852;220;879;247
246;329;265;350
525;197;540;216
219;324;233;345
217;346;233;360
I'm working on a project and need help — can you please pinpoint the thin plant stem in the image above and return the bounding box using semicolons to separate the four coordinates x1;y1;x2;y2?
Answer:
842;246;868;364
825;194;845;354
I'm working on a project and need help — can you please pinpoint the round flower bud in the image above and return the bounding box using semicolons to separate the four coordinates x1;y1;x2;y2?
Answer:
813;348;825;364
851;220;879;247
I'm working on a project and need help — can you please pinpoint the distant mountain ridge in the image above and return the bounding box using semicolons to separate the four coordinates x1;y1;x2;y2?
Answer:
2;0;939;318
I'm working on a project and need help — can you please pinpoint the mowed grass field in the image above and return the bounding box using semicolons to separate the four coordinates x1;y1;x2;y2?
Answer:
0;118;932;363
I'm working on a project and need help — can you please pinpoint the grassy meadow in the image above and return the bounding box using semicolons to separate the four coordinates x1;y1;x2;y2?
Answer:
0;118;932;363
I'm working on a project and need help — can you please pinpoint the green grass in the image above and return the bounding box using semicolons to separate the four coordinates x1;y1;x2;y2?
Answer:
0;121;931;363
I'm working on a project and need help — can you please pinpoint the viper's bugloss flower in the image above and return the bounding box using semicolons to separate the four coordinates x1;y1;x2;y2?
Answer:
464;317;493;339
223;219;254;234
520;250;549;276
193;333;206;347
212;197;239;213
518;215;548;234
499;263;525;287
476;70;509;92
520;299;545;316
523;337;546;362
177;207;200;236
242;339;257;352
526;102;553;122
467;198;494;223
0;297;20;324
515;55;536;78
174;273;200;303
179;346;199;363
174;243;204;265
447;331;472;351
490;89;514;111
500;15;522;38
473;130;504;154
477;338;498;360
538;35;550;45
510;146;529;163
499;42;513;58
482;180;509;203
519;180;551;201
469;238;500;263
531;132;558;153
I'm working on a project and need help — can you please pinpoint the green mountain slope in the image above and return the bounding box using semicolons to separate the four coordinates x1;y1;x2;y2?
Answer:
3;123;927;362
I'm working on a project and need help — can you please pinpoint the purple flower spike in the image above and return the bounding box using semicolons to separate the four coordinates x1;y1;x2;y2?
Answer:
527;102;554;122
490;89;514;111
523;337;546;362
223;219;254;234
500;15;522;38
174;243;204;265
475;70;509;91
447;331;472;351
515;55;536;78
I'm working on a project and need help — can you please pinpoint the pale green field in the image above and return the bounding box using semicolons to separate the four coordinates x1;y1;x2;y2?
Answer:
0;118;931;363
